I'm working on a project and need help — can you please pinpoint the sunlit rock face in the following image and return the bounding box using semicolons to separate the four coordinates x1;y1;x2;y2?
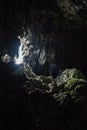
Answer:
14;34;30;65
12;30;48;76
0;0;87;77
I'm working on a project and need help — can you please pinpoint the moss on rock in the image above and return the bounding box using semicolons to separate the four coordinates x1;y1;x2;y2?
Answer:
65;78;87;91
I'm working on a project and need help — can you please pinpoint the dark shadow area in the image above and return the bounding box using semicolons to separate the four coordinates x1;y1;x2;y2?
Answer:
0;0;87;130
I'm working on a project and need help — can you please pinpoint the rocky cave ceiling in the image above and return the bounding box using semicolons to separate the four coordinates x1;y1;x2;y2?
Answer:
0;0;87;76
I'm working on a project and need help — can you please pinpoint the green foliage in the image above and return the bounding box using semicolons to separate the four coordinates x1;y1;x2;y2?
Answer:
65;78;87;91
63;78;87;102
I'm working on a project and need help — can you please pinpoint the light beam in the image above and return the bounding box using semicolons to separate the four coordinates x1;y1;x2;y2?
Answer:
14;34;30;65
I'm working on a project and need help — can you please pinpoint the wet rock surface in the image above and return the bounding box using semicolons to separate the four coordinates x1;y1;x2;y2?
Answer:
24;68;87;130
0;68;87;129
